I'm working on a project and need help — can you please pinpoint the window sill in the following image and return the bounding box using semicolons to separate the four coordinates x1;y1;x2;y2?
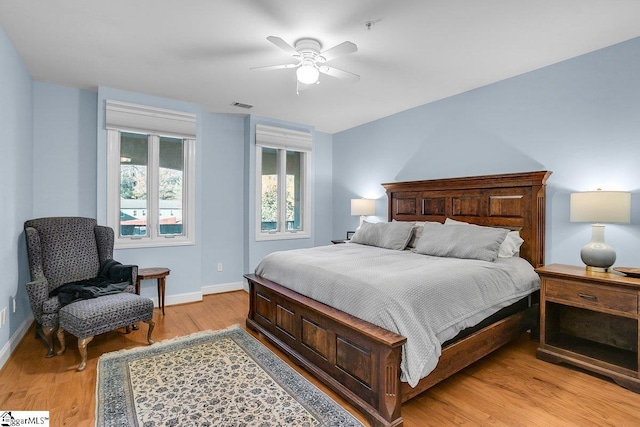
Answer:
255;232;311;242
115;237;195;249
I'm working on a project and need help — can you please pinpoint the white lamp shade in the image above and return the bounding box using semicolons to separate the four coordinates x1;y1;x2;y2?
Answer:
570;191;631;223
296;64;320;85
351;199;375;216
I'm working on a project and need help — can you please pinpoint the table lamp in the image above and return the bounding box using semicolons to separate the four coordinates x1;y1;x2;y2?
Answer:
351;198;375;227
570;190;631;272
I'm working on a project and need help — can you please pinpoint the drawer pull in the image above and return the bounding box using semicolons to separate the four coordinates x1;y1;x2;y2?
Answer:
578;293;598;302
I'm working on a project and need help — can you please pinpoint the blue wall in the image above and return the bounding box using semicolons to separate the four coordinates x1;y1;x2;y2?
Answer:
33;82;98;218
333;37;640;267
0;24;34;364
200;113;246;291
313;131;334;244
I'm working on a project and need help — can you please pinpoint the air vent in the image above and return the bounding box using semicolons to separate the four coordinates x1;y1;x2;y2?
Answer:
232;101;253;109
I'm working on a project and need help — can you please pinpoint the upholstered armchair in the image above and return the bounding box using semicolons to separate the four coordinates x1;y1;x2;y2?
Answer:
24;217;137;357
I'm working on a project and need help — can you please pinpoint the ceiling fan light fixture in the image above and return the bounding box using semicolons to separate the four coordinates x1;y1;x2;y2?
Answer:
255;36;359;88
296;63;319;85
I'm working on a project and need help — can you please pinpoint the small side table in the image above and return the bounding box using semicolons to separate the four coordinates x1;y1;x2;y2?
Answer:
136;267;170;315
536;264;640;393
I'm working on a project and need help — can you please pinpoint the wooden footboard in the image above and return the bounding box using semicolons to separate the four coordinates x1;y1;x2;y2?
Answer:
245;273;406;427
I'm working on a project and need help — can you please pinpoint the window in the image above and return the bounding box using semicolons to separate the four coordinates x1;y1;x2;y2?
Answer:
255;124;311;240
106;100;195;248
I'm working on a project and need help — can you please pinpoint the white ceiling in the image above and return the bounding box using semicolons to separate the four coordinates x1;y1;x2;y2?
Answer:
2;0;640;133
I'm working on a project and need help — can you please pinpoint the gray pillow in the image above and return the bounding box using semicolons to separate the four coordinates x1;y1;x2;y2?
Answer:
414;222;509;262
444;217;523;258
350;221;415;250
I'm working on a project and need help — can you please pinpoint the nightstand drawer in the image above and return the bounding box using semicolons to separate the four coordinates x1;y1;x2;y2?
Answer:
544;278;638;315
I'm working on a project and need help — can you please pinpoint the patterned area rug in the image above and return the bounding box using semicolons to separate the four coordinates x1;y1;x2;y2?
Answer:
96;325;363;427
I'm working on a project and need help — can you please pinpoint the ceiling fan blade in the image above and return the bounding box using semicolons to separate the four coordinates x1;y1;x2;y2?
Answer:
318;65;360;82
266;36;299;56
319;41;357;62
250;63;298;71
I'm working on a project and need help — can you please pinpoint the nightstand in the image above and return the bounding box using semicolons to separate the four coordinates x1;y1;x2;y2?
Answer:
536;264;640;393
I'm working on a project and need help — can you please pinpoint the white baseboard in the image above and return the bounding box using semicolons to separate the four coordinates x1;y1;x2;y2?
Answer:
149;282;245;309
158;291;203;308
202;282;244;295
0;313;34;370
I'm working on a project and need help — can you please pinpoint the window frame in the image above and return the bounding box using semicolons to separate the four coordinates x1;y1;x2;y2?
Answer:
255;125;312;241
106;100;196;249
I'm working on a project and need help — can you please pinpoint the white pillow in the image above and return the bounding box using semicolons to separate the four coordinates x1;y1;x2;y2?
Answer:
498;231;524;257
444;218;523;258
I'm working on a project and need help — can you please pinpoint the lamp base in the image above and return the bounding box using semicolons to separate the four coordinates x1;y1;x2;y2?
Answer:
580;224;616;272
585;265;610;273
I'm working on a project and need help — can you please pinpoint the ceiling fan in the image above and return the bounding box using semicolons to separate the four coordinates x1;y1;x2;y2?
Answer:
252;36;359;88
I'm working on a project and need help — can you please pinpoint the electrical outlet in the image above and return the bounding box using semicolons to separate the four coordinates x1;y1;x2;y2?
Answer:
217;262;223;272
0;308;6;327
13;298;16;313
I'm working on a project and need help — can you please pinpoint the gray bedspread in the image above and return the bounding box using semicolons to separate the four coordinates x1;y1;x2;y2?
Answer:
255;243;540;387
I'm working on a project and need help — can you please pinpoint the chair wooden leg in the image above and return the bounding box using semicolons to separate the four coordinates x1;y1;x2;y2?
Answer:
41;326;55;358
77;336;94;371
55;328;66;356
144;319;155;344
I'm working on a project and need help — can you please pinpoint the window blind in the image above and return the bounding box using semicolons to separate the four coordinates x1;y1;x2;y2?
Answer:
255;124;313;152
106;100;196;138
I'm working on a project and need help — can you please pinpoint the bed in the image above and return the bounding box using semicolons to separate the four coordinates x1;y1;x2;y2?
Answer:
245;171;551;427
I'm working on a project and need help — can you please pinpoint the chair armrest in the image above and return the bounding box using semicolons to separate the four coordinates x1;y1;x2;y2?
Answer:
106;263;138;285
95;225;115;263
26;279;49;321
24;227;46;282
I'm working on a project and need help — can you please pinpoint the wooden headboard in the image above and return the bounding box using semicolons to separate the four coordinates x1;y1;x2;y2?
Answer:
382;171;552;267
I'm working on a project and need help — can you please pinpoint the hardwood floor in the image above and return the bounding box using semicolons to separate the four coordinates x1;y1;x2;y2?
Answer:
1;291;639;426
